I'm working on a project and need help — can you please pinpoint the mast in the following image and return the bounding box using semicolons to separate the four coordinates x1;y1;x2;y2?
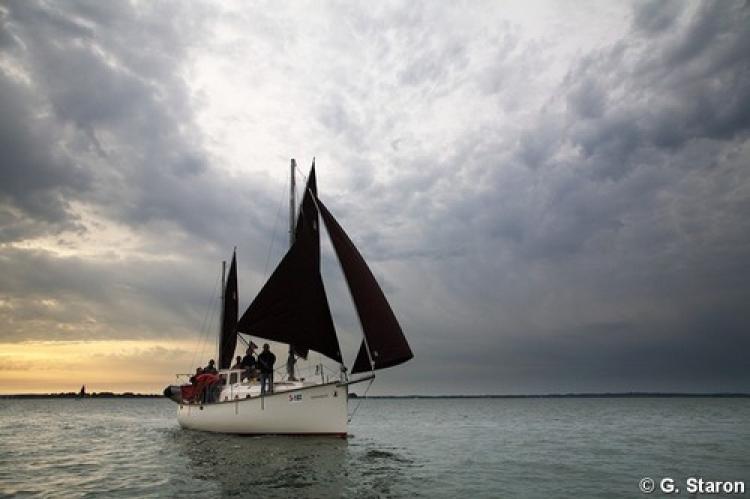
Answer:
218;260;226;362
289;159;296;248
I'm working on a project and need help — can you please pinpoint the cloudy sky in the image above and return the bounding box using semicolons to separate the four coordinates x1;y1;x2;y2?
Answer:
1;0;748;395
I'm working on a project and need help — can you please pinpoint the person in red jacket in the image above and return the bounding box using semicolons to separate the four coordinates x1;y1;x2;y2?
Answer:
193;372;220;403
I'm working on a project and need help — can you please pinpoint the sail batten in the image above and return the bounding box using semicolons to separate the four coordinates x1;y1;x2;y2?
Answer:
236;166;342;363
317;200;413;373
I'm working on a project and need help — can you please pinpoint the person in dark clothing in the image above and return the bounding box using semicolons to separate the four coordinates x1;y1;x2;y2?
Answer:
241;347;257;381
231;356;243;370
204;359;218;374
287;344;298;381
258;343;276;395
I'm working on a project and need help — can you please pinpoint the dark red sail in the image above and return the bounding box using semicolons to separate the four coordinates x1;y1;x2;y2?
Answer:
236;166;342;363
218;251;238;369
317;199;413;373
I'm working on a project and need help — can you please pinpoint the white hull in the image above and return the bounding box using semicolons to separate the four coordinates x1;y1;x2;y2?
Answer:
176;381;349;436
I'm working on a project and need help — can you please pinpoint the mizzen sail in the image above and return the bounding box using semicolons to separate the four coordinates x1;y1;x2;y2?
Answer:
236;167;342;363
218;251;238;369
317;199;413;373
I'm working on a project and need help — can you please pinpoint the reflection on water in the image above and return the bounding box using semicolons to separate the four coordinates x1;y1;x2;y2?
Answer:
173;431;347;497
170;428;419;498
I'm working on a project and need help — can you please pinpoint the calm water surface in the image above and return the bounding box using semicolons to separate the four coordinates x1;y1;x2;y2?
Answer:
0;398;748;498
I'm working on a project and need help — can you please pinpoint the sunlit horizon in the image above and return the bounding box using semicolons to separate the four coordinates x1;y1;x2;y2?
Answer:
0;338;353;395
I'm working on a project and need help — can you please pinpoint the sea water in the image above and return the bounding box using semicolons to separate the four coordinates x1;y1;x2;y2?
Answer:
0;397;748;498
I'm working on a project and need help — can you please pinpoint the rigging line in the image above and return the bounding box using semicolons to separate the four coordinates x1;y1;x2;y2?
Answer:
197;277;220;347
262;171;289;279
188;272;221;372
192;301;214;372
197;295;220;367
348;375;374;423
237;333;250;347
195;275;222;370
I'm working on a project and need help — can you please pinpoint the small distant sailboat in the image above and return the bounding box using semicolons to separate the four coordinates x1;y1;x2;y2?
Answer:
164;159;413;435
78;385;86;398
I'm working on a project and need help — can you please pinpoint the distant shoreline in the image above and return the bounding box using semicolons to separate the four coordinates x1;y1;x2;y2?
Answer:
0;392;162;399
1;392;748;399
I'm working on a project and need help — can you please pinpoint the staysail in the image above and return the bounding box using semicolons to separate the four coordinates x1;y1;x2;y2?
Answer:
236;166;342;363
317;199;413;373
218;251;238;369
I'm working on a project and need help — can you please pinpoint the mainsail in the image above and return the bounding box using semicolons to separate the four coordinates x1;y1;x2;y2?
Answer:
218;251;238;369
317;200;413;373
236;167;342;363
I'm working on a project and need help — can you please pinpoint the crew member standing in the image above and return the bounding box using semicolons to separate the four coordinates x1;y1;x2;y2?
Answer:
258;343;276;395
287;345;298;381
241;345;257;381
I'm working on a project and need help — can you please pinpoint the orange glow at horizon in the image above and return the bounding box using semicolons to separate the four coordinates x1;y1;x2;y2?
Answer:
0;339;206;394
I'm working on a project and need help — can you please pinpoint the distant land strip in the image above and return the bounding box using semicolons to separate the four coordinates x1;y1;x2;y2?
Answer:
0;392;161;398
1;392;749;399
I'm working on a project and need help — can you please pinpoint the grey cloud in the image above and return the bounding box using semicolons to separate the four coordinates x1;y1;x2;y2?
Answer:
0;247;221;342
0;1;283;348
657;1;743;69
518;120;564;169
0;76;89;239
0;0;280;248
632;0;685;36
566;76;606;120
560;2;750;170
397;39;468;87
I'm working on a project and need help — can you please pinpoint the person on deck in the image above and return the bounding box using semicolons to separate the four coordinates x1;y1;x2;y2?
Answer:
287;345;298;381
190;367;203;385
241;346;257;381
192;371;220;404
182;367;204;403
258;343;276;395
204;359;218;374
231;356;243;370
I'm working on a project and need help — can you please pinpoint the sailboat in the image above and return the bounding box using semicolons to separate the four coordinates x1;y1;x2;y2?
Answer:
163;159;413;436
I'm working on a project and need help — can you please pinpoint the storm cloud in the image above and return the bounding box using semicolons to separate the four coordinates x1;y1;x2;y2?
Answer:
1;0;748;394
